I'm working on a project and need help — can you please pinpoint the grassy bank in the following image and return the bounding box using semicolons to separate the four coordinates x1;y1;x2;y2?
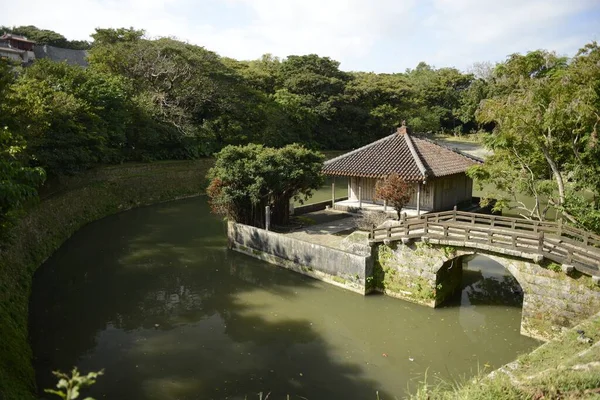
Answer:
0;159;213;400
410;313;600;399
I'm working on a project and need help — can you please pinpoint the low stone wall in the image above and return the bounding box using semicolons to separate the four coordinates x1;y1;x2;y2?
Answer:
0;160;212;400
292;197;348;215
228;221;371;294
373;241;600;341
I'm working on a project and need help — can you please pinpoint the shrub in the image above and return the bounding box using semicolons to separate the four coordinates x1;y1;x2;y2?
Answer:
354;211;389;231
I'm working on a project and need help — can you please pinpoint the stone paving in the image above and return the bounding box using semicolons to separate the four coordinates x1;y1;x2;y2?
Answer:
285;210;358;249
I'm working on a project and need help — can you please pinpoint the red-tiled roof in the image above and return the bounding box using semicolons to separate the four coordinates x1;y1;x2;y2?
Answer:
0;34;36;43
323;131;482;181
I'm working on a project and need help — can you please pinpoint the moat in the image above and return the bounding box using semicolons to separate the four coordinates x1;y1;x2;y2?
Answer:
30;197;539;399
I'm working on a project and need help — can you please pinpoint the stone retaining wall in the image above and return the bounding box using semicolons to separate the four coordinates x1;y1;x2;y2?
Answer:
228;221;372;294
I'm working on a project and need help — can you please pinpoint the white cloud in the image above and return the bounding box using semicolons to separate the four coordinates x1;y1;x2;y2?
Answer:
422;0;598;68
1;0;598;71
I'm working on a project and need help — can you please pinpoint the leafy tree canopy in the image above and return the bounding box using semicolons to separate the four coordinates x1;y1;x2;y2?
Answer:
0;127;45;242
207;144;324;227
469;43;600;232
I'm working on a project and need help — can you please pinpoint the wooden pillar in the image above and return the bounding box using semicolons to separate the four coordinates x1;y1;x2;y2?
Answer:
358;178;362;209
265;206;270;231
384;199;387;212
416;182;422;216
331;178;335;208
348;178;351;200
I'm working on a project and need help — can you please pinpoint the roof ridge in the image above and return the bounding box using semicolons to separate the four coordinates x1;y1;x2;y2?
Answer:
323;132;396;166
404;133;428;179
415;136;484;164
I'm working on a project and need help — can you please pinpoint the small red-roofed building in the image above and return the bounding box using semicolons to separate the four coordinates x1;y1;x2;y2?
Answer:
322;122;482;215
0;33;36;63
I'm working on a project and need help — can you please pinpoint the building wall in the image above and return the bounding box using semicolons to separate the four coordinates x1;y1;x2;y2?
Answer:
0;49;23;62
349;176;382;204
432;173;473;211
409;182;434;210
347;174;473;211
348;177;434;210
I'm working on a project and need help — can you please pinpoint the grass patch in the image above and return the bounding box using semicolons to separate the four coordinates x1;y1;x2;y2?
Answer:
0;159;212;400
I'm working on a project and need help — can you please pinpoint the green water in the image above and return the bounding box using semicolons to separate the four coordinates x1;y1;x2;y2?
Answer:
295;177;348;206
30;197;539;400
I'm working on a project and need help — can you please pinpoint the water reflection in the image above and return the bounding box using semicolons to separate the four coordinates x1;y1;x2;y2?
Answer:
460;255;523;308
30;198;539;400
440;255;525;347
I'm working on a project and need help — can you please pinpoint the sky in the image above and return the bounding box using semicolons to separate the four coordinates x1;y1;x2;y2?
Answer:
2;0;599;73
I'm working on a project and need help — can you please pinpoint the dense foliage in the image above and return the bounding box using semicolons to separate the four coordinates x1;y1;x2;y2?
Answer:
207;144;324;227
0;25;91;49
0;127;45;242
1;25;599;236
468;44;600;232
375;173;414;219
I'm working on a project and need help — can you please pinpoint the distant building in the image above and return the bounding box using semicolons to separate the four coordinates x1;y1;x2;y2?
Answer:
322;123;482;215
0;33;88;67
0;33;36;63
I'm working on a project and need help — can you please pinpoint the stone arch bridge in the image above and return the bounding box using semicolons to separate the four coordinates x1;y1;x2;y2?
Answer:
368;209;600;340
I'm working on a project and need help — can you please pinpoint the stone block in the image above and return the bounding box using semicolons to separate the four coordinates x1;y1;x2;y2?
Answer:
561;264;574;274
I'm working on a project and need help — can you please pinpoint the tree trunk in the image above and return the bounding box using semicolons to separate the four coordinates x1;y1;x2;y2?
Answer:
271;196;291;226
541;145;565;205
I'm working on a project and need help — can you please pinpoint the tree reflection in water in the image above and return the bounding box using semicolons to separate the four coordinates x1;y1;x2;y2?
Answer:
461;255;523;307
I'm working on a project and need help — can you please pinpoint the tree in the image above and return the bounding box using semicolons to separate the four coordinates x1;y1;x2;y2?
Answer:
5;60;131;174
469;45;600;231
207;144;324;227
375;173;413;219
405;63;474;134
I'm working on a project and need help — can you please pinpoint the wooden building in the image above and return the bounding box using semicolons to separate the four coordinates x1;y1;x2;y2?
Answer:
322;124;482;214
0;33;36;63
0;33;35;51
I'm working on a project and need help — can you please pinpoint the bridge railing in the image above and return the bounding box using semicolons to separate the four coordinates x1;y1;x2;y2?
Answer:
369;207;600;277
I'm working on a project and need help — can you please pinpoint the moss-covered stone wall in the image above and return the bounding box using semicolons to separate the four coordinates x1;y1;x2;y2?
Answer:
372;241;600;341
0;160;212;400
371;242;459;307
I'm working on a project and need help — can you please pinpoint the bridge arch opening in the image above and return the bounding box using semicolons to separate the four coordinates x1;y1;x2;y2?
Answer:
436;254;524;309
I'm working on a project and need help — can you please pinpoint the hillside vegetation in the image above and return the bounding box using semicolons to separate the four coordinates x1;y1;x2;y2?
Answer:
0;24;599;399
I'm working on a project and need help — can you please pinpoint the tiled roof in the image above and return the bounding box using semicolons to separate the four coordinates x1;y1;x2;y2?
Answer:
323;131;482;181
0;34;36;43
